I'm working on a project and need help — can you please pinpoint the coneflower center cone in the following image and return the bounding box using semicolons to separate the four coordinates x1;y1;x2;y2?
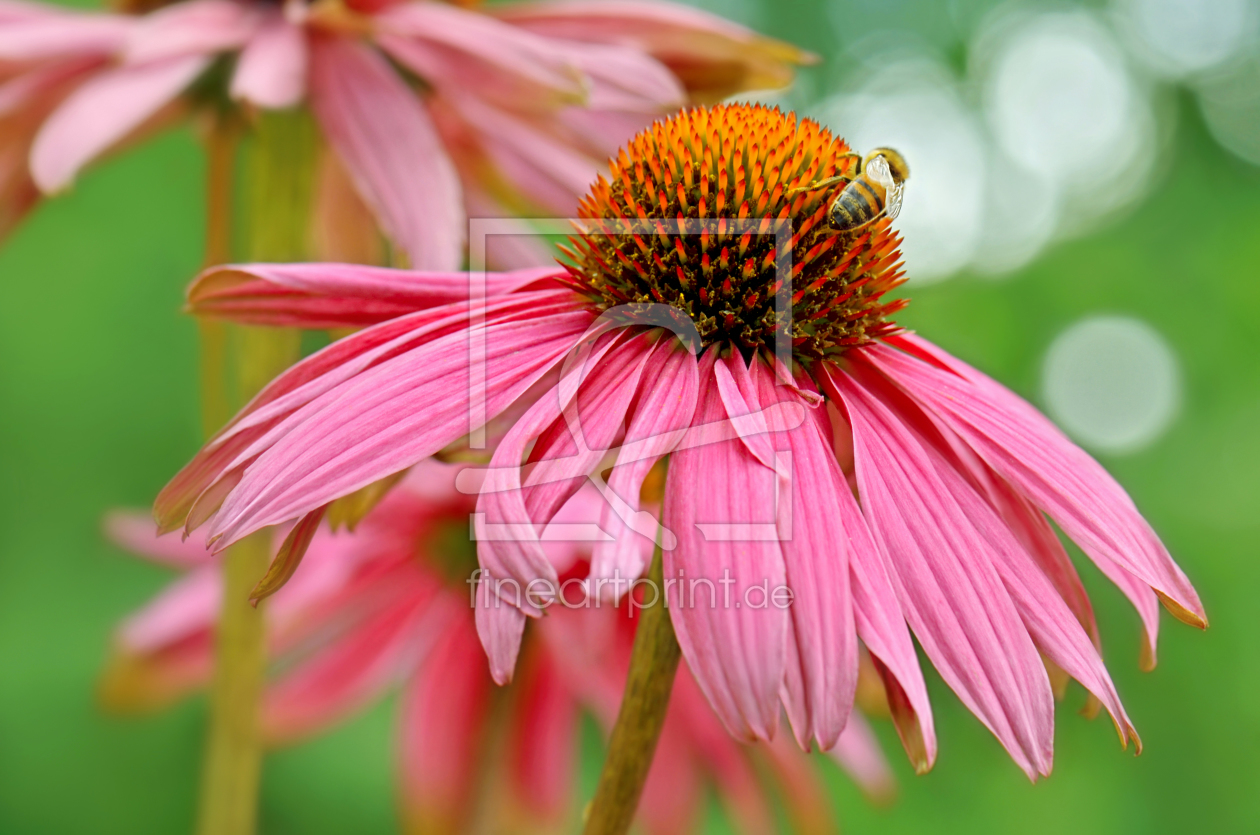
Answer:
562;103;908;360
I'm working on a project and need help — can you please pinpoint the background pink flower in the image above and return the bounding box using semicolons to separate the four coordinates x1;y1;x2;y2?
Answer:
0;0;811;266
106;462;892;832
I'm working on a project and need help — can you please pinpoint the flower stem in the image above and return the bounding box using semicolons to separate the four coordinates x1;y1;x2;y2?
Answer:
583;549;682;835
195;110;312;835
197;114;235;438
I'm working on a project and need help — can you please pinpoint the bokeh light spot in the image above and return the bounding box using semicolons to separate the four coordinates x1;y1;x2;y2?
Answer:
1042;315;1181;454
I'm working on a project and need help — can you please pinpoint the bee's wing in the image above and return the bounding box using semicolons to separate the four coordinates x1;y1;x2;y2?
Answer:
886;180;905;220
867;155;903;221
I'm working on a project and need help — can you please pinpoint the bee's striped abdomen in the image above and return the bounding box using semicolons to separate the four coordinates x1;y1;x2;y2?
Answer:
828;177;884;231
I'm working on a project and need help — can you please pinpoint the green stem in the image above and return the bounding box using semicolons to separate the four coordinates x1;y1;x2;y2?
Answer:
583;550;682;835
195;110;312;835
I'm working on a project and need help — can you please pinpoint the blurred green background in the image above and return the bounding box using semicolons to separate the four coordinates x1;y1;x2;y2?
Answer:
2;0;1259;832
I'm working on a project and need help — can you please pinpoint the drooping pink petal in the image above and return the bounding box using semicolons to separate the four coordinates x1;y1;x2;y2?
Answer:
751;357;856;752
156;291;579;533
374;1;584;110
829;365;1054;779
663;350;787;742
30;54;206;192
588;339;699;595
829;711;897;804
103;510;214;568
309;35;463;271
474;576;526;685
493;0;812;100
123;0;258;66
398;617;493;834
475;329;640;611
230;13;307;109
205;304;594;547
870;336;1205;636
188;262;565;329
850;353;1138;746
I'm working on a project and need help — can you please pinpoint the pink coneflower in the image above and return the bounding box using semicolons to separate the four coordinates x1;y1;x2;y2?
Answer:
0;0;808;266
108;462;892;831
0;1;138;237
156;103;1205;778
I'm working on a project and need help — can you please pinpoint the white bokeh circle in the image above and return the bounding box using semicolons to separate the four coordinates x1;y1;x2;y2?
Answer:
1115;0;1256;77
976;11;1157;234
1042;315;1182;454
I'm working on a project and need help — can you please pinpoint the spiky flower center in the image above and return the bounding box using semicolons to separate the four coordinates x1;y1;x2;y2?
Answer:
562;104;907;360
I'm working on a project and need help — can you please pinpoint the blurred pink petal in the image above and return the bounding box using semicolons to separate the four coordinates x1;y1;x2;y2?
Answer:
494;0;813;100
30;54;207;192
829;711;897;805
103;509;214;568
264;587;444;742
375;1;584;110
398;618;492;834
309;35;463;270
124;0;258;66
0;9;129;61
230;13;307;109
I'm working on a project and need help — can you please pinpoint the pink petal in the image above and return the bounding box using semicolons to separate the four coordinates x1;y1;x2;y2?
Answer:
673;670;776;835
263;592;447;742
103;510;214;568
116;566;218;654
230;14;306;109
475;329;641;611
872;336;1205;637
829;365;1054;779
663;350;787;742
502;648;579;824
828;711;897;804
0;11;130;61
203;299;593;546
398;617;492;833
832;444;936;771
555;39;683;112
374;1;584;110
493;0;810;99
156;290;577;532
124;0;258;66
30;55;205;192
588;339;699;595
442;93;602;215
309;35;463;271
473;575;526;685
188;262;566;329
751;357;857;751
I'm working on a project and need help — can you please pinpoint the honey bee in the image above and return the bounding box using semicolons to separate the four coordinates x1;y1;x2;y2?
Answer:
789;148;910;233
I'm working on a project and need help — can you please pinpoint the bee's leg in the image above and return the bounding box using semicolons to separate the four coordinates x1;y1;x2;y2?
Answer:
787;174;851;196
